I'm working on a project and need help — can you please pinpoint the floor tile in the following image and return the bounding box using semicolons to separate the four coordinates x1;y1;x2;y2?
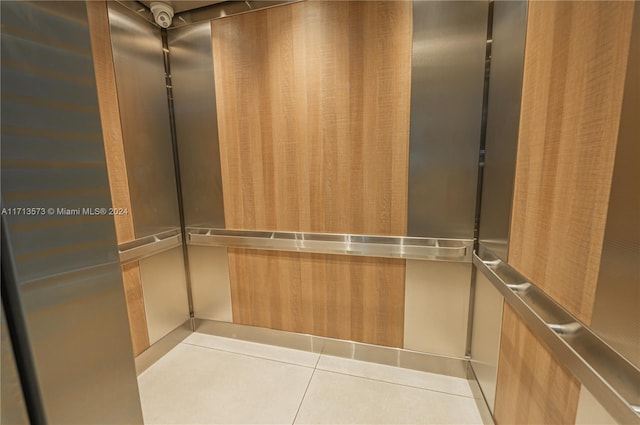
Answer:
294;370;483;425
316;355;473;397
184;332;320;368
138;343;313;424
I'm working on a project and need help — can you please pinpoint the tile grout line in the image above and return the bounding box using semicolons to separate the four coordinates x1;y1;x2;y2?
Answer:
183;339;474;400
291;346;323;424
180;341;316;369
314;368;476;400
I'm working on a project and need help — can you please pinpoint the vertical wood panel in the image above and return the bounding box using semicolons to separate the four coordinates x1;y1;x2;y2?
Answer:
508;1;634;323
495;2;636;424
228;249;405;347
212;1;412;346
121;262;150;356
495;305;581;424
88;1;149;355
212;1;412;235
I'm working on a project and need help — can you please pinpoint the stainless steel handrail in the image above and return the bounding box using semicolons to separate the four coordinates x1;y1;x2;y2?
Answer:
118;229;182;264
187;228;474;263
473;247;640;425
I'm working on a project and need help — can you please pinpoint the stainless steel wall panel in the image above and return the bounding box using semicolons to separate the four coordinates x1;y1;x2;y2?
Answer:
575;386;619;425
0;2;143;422
139;247;191;344
189;246;232;322
167;23;225;229
1;2;119;283
21;265;143;424
107;1;181;238
407;1;489;239
134;319;191;375
590;5;640;370
477;1;528;261
404;260;472;357
470;268;504;414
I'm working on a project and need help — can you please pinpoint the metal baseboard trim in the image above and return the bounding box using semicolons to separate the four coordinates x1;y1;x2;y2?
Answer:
134;320;191;375
467;363;496;425
194;319;469;379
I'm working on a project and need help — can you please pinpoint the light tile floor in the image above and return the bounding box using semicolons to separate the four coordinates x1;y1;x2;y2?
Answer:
138;333;483;424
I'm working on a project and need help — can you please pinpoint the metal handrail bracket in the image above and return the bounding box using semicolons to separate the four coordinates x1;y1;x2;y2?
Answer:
118;229;182;264
187;228;474;263
473;247;640;425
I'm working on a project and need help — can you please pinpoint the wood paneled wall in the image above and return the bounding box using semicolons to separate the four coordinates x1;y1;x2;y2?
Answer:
212;1;412;236
507;0;635;324
495;305;581;424
228;249;405;347
495;2;636;423
87;1;149;356
212;1;412;346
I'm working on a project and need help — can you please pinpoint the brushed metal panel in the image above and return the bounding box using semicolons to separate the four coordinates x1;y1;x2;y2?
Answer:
167;23;225;228
408;1;488;238
478;0;528;261
21;265;143;424
108;1;181;238
0;2;143;423
189;246;232;322
135;320;191;375
1;2;119;283
1;307;29;425
470;268;504;413
575;386;619;425
404;260;472;356
467;365;497;425
139;247;190;344
590;4;640;370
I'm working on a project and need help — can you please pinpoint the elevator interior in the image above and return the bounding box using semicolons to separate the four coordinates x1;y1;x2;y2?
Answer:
1;1;638;424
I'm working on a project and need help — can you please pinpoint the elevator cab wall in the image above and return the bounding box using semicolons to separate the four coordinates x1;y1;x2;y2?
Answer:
168;0;489;358
89;1;190;358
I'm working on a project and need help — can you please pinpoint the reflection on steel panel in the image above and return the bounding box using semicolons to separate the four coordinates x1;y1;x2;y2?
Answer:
168;23;225;228
0;2;143;423
478;1;528;261
21;265;143;424
408;1;488;238
139;247;191;344
470;267;504;413
590;5;640;370
108;2;181;238
403;260;472;357
189;246;232;322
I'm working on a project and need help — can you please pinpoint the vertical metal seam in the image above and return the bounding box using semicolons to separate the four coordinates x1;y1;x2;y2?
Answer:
465;0;495;358
160;29;195;325
1;215;48;424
